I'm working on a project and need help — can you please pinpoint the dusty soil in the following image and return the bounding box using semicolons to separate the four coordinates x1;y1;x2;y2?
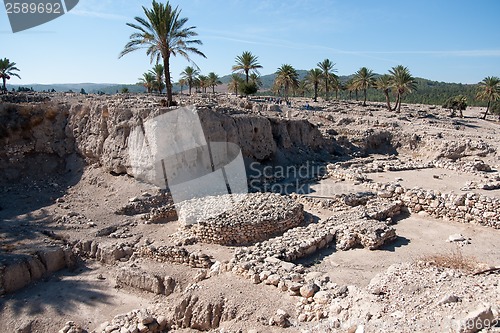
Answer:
0;94;499;333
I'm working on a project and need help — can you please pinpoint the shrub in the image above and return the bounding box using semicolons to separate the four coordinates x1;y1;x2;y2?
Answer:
239;82;258;96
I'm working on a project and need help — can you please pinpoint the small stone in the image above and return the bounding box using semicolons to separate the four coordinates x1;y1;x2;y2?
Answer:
438;294;461;305
300;283;319;298
448;234;466;242
458;305;494;333
313;290;332;304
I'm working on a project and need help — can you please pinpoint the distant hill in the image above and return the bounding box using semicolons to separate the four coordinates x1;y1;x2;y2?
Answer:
9;83;146;94
9;72;484;106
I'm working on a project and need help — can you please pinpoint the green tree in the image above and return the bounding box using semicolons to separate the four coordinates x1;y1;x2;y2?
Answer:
119;0;206;105
249;73;263;88
274;64;299;102
178;78;187;94
121;87;130;93
0;58;21;92
443;95;467;118
232;51;262;84
490;101;500;120
296;79;309;97
317;59;337;100
138;72;156;93
306;68;322;102
375;74;393;111
239;82;258;96
151;63;165;93
207;72;222;94
197;74;209;93
389;65;417;113
180;66;199;95
476;76;500;119
228;74;244;96
353;67;376;106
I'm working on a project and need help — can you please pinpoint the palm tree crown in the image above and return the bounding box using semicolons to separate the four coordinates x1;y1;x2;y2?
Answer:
317;59;337;100
138;72;156;93
180;66;199;95
389;65;417;112
274;64;299;101
207;72;222;94
228;74;244;96
0;58;21;92
352;67;376;106
306;68;322;102
476;76;500;119
232;51;262;84
376;74;393;111
150;63;165;93
120;0;206;105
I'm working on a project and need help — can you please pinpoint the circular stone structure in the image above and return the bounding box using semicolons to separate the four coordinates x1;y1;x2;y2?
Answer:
178;192;304;245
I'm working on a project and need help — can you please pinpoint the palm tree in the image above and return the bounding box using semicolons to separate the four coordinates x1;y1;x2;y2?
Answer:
150;63;165;93
389;65;417;113
443;95;467;118
352;67;376;106
0;58;21;92
476;76;500;120
274;64;299;102
197;74;209;93
376;74;393;111
178;78;187;94
232;51;262;84
297;79;309;97
331;76;341;100
180;66;199;95
119;0;206;105
228;74;243;96
306;68;322;102
249;73;263;88
317;59;337;100
207;72;222;94
138;72;156;93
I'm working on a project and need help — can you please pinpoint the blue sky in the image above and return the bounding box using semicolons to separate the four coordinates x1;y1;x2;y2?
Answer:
1;0;499;85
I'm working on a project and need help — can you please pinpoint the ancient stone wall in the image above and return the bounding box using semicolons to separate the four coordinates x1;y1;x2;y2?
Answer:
188;206;304;245
328;163;500;229
176;192;305;246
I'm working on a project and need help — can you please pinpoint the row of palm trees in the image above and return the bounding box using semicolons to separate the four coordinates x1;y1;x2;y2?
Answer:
271;60;417;113
118;0;499;118
178;67;222;94
0;58;21;93
138;64;165;93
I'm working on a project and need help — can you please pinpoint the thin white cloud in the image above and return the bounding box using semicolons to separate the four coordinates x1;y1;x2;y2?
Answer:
69;9;128;21
357;50;500;57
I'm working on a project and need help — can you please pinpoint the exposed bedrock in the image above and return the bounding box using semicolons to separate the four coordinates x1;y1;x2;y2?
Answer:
0;100;328;181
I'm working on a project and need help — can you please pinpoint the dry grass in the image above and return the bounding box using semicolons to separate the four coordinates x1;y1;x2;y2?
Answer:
420;246;479;273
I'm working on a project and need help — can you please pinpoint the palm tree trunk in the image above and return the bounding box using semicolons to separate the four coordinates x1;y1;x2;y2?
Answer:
325;80;329;100
482;101;490;120
397;95;402;113
384;91;391;111
355;90;358;101
245;70;249;84
363;89;367;106
163;57;172;105
393;94;400;112
1;77;6;92
189;83;192;95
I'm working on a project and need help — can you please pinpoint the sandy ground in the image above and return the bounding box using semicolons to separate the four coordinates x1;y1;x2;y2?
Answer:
1;98;499;332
